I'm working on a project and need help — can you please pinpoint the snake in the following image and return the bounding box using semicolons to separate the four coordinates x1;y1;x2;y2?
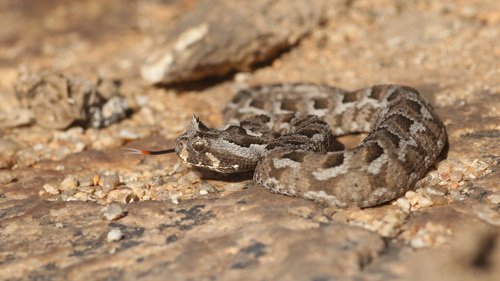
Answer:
125;83;447;208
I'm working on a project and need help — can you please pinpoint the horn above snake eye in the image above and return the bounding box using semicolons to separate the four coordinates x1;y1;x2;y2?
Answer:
190;114;209;132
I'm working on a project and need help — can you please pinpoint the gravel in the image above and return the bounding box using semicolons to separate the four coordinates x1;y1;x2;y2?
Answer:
101;204;126;221
106;228;124;242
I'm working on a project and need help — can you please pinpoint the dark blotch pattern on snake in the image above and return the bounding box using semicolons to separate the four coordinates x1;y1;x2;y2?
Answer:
174;83;447;208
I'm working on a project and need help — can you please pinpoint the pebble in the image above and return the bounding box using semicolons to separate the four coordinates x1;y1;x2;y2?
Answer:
170;193;181;204
199;182;216;193
176;175;193;189
72;192;90;202
378;211;408;238
396;198;411;213
417;196;434;208
92;175;100;186
78;186;95;194
321;207;337;218
0;108;33;128
106;228;123;242
424;185;448;196
224;182;247;192
405;191;417;200
91;133;119;150
14;148;40;167
73;142;86;153
449;190;468;201
349;209;408;238
59;176;79;191
170;162;184;175
0;172;15;185
409;237;427;249
102;204;126;221
94;189;107;199
488;193;500;204
150;176;166;187
100;174;120;192
78;175;94;187
107;188;134;204
55;165;65;171
118;129;140;140
61;189;76;197
313;215;329;223
405;190;434;209
421;170;441;186
130;185;146;199
288;206;314;219
408;223;452;249
0;139;20;168
135;95;149;106
185;170;201;182
43;183;60;195
449;170;463;182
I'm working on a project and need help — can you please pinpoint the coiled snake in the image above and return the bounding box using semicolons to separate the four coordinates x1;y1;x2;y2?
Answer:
126;84;447;208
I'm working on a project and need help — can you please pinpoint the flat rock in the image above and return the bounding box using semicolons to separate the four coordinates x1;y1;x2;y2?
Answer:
0;188;385;281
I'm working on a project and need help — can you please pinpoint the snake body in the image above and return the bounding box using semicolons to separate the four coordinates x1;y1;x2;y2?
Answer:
174;84;447;207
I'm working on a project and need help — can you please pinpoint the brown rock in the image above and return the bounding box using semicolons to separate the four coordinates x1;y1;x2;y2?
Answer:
14;69;129;129
141;0;331;84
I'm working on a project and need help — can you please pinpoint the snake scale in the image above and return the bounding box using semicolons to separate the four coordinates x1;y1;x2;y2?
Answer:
129;83;447;208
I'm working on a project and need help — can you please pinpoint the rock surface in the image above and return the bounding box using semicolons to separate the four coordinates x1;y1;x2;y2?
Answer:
141;0;331;84
14;68;129;129
0;0;499;280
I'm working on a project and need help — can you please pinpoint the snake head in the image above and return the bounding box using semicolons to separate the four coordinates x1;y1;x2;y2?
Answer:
174;115;266;173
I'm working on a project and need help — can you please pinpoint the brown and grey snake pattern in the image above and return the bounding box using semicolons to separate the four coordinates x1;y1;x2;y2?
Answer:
174;84;447;208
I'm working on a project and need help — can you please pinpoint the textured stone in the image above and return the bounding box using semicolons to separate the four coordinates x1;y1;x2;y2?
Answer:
107;228;124;242
141;0;331;84
14;69;129;129
102;204;126;221
59;175;79;191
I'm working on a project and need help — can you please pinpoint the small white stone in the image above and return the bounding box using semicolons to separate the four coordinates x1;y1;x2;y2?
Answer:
171;193;180;204
101;204;126;221
410;237;428;249
488;194;500;204
43;183;60;195
118;129;139;140
100;174;120;191
72;192;89;202
199;189;208;195
224;182;246;191
417;196;434;208
55;165;65;171
106;228;123;242
405;190;417;200
396;198;411;212
199;182;216;193
185;170;201;183
59;176;78;191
